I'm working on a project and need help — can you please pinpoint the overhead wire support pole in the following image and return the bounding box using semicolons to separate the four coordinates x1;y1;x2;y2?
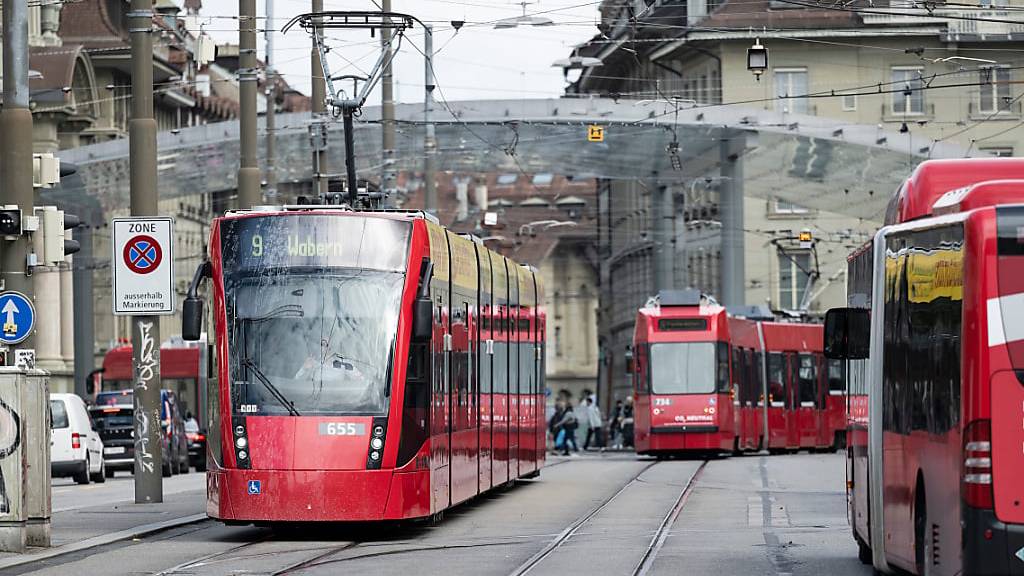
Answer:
238;0;260;209
264;0;277;201
424;25;437;214
128;0;163;503
310;0;327;200
381;0;397;206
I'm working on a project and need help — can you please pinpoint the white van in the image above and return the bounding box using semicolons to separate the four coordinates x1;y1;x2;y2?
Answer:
50;393;105;484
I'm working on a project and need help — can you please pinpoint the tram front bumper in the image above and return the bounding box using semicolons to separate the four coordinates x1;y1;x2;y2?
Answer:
645;425;730;452
208;468;430;522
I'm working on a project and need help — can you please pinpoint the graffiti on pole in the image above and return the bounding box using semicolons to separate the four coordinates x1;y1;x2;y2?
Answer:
0;398;21;515
134;320;156;474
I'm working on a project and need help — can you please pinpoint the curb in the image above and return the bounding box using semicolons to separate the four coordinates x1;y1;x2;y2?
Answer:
0;513;209;570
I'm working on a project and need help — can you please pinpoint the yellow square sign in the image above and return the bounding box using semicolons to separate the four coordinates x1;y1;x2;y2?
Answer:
587;125;604;142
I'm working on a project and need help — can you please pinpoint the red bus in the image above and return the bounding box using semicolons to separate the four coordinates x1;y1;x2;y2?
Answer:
100;343;209;420
631;291;837;457
181;207;546;524
826;158;1024;575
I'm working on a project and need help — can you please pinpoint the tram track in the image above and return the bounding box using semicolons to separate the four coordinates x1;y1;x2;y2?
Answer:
506;458;708;576
631;460;708;576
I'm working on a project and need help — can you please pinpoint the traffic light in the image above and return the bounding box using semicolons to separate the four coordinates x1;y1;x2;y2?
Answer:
34;207;80;264
0;208;22;237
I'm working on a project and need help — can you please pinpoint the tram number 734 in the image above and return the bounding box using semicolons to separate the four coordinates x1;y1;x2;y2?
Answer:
318;422;366;436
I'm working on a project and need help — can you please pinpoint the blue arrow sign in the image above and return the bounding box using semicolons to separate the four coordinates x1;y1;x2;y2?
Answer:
0;292;34;345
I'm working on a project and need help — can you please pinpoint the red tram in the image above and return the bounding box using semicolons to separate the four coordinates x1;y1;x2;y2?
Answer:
182;208;546;523
827;158;1024;575
632;291;841;457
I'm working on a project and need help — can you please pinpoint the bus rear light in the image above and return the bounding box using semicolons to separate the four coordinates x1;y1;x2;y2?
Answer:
963;419;994;510
71;433;81;450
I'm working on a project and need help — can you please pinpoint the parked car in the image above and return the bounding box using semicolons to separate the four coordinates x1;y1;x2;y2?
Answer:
50;393;105;484
90;389;190;478
183;414;207;472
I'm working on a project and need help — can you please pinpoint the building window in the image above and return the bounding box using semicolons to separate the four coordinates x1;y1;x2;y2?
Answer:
771;198;811;215
981;0;1007;6
710;69;720;104
555;326;563;357
979;66;1011;113
892;67;925;115
496;173;518;186
532;173;554;186
842;94;857;111
778;251;812;309
775;68;809;114
981;146;1014;157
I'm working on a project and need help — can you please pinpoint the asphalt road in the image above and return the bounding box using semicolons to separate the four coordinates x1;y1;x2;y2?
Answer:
18;452;870;576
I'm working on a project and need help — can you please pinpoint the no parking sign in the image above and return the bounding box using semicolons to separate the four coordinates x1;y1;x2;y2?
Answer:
112;217;174;315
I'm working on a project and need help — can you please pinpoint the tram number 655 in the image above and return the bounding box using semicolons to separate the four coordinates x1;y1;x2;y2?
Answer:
319;422;366;436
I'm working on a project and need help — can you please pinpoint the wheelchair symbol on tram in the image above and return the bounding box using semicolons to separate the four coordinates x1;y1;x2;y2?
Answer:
247;480;261;495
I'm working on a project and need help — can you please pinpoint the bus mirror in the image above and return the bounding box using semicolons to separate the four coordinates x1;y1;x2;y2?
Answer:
182;296;204;342
412;297;433;341
824;307;869;360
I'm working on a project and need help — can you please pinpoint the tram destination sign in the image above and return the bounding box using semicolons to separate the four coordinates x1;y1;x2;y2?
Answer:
112;217;175;316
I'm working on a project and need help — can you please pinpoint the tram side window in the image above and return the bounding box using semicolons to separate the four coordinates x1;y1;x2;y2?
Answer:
716;343;731;394
731;347;743;401
634;345;649;394
753;352;765;406
767;353;785;405
743;349;757;406
797;354;817;407
827;359;846;394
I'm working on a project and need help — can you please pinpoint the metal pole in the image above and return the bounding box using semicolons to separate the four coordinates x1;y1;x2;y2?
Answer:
343;107;358;207
129;0;163;503
311;0;328;199
424;26;437;214
720;137;745;307
264;0;277;201
72;225;94;399
652;182;674;291
237;0;260;209
1;0;34;300
380;0;396;204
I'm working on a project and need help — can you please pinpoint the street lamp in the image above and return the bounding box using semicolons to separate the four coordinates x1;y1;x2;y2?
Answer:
552;54;603;83
495;1;554;28
747;39;768;81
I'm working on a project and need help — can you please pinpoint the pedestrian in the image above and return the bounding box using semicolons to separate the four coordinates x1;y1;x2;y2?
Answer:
549;398;566;453
622;396;635;449
582;397;603;450
609;399;624;449
555;402;579;455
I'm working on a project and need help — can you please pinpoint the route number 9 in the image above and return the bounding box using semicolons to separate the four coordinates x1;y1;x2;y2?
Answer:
251;234;263;257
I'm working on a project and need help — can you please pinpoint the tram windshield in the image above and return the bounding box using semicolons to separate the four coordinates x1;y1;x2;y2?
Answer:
219;215;410;416
649;342;716;394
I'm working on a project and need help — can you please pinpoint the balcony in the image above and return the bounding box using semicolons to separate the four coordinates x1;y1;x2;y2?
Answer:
860;5;1024;39
968;99;1022;120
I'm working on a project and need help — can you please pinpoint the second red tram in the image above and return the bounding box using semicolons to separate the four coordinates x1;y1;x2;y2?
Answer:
632;290;841;457
183;207;546;523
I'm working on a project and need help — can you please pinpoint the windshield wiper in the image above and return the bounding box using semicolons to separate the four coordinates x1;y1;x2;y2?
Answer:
241;357;302;417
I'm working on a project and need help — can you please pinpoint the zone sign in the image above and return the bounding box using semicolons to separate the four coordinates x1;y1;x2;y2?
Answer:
112;217;175;316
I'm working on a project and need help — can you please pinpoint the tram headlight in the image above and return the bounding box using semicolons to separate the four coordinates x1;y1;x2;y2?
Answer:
369;450;380;461
235;425;245;437
236;437;248;449
373;425;384;437
237;450;248;460
370;437;383;450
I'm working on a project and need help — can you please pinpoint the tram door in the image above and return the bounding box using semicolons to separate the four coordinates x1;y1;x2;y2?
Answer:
430;274;452;512
477;246;493;493
785;352;800;448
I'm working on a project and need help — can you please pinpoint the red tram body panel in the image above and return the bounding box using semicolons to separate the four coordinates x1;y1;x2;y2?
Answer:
632;292;837;457
198;209;545;523
835;159;1024;575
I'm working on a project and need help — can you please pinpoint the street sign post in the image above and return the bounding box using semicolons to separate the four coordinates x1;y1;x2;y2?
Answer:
112;218;174;316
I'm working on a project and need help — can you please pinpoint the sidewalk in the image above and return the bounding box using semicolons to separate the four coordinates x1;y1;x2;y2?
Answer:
0;484;207;570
